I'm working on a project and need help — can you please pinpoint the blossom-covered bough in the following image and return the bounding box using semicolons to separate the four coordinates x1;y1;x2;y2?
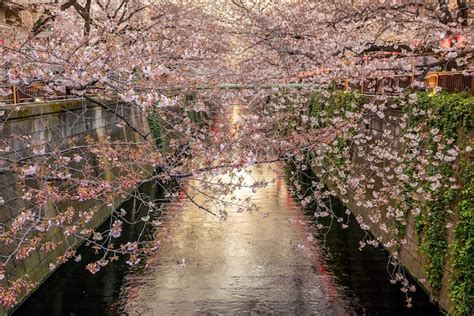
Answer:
232;0;473;85
0;0;472;313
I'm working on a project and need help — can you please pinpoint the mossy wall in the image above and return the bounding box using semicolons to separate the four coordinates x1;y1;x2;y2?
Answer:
307;91;473;315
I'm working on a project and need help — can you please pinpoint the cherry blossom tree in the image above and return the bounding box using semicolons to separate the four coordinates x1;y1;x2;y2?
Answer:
231;0;473;84
0;0;236;307
0;0;472;312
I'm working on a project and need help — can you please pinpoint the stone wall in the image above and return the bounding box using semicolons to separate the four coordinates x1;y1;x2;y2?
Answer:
312;108;457;313
0;99;152;315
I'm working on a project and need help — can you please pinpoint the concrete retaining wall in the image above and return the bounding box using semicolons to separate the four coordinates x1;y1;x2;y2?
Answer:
0;99;152;315
312;108;457;313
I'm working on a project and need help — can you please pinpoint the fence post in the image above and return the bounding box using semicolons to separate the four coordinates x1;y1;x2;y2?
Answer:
12;86;17;105
425;74;438;91
471;74;474;96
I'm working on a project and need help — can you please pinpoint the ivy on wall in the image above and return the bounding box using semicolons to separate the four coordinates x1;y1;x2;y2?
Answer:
147;111;164;150
400;92;473;315
302;89;473;315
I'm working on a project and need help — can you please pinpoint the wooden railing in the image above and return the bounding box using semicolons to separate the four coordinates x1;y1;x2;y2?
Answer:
335;71;474;96
0;83;71;105
1;71;473;106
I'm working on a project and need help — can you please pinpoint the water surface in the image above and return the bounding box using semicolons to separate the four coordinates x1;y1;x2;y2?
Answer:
14;105;441;315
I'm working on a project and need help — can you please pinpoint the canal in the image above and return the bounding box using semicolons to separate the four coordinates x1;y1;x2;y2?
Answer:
14;105;442;315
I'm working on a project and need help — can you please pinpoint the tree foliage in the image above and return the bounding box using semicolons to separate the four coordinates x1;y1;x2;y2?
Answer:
0;0;472;312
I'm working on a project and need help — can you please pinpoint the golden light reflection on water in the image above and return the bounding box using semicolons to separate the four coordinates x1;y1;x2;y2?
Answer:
122;165;344;315
12;103;443;316
120;104;346;315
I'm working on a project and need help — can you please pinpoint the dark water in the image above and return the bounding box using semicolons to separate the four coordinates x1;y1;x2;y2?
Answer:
13;181;166;316
13;105;442;316
13;164;441;316
288;167;442;316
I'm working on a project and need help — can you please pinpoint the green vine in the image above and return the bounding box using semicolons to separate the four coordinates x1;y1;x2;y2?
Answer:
304;89;473;314
147;111;164;150
308;90;362;128
404;93;474;308
450;160;473;315
446;96;474;316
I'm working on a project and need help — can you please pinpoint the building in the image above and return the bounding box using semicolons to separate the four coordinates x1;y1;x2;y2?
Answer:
0;0;59;29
